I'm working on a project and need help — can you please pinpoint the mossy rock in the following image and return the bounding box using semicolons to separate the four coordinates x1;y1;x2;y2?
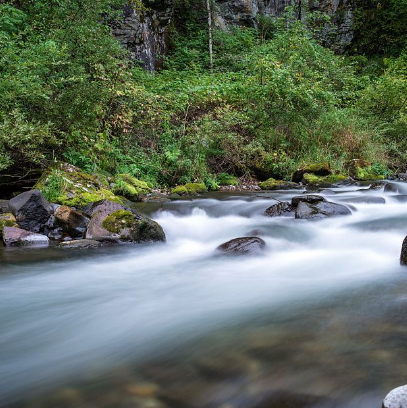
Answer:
112;174;151;200
35;163;122;208
0;213;17;233
259;178;298;190
171;183;207;196
102;210;135;233
303;173;348;185
292;164;331;183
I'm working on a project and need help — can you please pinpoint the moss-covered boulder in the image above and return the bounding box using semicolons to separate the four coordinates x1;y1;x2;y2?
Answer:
303;173;348;186
34;163;122;208
292;164;331;183
0;213;17;233
171;183;207;196
86;200;165;243
259;178;298;190
112;174;151;201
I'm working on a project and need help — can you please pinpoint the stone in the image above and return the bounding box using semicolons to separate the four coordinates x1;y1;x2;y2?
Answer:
291;195;326;207
384;183;401;193
9;190;50;233
295;201;352;220
383;385;407;408
264;201;293;217
3;226;49;246
59;239;102;249
216;237;266;255
85;200;165;243
54;205;89;238
292;164;331;183
259;178;299;190
401;237;407;266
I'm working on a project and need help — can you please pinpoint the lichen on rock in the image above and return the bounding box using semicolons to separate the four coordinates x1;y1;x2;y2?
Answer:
0;213;17;233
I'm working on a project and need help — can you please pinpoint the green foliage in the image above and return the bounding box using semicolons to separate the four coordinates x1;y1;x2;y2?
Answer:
217;173;239;186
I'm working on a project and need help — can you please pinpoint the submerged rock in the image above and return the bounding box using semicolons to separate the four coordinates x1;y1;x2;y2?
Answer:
9;190;50;233
291;195;326;207
86;200;165;243
401;237;407;266
54;205;89;238
2;226;49;246
59;239;102;249
295;201;352;220
264;201;293;217
217;237;266;255
383;385;407;408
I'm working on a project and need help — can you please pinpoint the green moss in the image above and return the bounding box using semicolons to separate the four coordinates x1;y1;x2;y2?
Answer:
217;173;239;186
185;183;207;194
112;179;138;199
303;173;348;184
302;164;331;174
58;189;122;208
171;186;188;195
102;210;135;233
116;174;151;194
0;213;17;232
259;178;296;190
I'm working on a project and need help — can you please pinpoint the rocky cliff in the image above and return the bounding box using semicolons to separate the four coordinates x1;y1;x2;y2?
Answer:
112;0;354;70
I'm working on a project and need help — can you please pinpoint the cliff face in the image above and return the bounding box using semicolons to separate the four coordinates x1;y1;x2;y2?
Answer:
112;0;354;71
112;2;172;71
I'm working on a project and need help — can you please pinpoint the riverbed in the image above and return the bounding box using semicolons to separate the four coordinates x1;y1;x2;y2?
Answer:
1;183;407;408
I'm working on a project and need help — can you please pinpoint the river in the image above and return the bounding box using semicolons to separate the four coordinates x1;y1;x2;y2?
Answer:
1;183;407;408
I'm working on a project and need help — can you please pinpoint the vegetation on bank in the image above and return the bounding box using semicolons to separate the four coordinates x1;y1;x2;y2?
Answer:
0;0;406;193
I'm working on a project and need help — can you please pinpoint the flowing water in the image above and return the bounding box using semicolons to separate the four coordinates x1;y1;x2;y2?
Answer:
1;183;407;408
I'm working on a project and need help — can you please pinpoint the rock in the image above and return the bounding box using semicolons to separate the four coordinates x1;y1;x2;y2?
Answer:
393;195;407;203
112;174;151;201
9;190;50;233
259;178;299;190
383;385;407;408
3;226;49;246
59;239;102;249
295;201;352;220
384;183;401;193
292;164;331;183
0;200;10;213
216;237;266;255
171;183;207;196
319;189;336;195
85;200;166;243
291;195;326;207
49;203;61;214
54;206;89;238
264;201;293;217
401;237;407;266
0;213;17;233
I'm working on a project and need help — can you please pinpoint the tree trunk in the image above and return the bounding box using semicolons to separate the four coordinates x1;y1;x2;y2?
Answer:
207;0;213;73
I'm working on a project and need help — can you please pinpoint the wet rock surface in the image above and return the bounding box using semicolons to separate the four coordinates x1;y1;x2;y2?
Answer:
264;201;293;217
2;226;49;246
291;195;326;207
401;236;407;265
9;190;50;233
295;201;352;220
59;239;102;249
54;206;90;238
217;237;266;255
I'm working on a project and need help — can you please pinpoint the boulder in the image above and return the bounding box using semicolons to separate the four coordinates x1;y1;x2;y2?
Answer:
259;178;299;190
291;195;326;207
0;213;17;233
292;164;331;183
216;237;266;255
384;183;401;193
59;239;102;249
264;202;293;217
401;237;407;266
171;183;207;196
85;200;165;243
383;385;407;408
54;205;89;238
295;201;352;220
3;226;49;246
9;190;50;233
